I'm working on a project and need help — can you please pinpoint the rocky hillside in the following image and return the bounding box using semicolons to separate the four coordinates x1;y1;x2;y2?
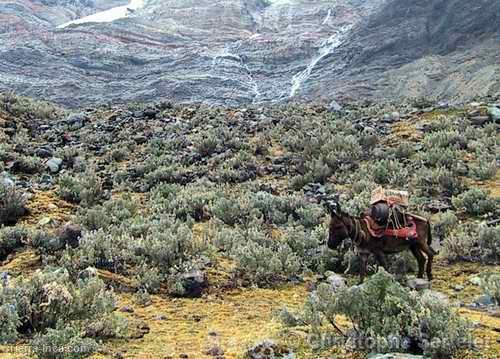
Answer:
0;92;499;357
0;0;498;107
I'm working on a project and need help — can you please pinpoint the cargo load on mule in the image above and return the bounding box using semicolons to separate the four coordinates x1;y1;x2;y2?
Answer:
365;187;423;240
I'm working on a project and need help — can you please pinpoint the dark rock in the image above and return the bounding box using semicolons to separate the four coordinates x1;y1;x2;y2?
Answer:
469;116;490;126
120;305;135;313
133;135;148;144
56;223;82;248
154;314;168;320
246;340;292;359
205;345;224;357
174;270;209;298
35;147;53;158
144;108;159;118
64;112;89;129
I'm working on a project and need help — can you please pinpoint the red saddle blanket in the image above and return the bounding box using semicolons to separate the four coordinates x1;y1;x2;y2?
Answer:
364;216;418;239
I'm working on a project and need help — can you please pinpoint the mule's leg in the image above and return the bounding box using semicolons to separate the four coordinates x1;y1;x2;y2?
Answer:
410;246;426;279
375;252;388;271
420;244;434;281
359;252;369;284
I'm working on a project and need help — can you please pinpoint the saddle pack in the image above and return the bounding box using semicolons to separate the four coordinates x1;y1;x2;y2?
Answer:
365;187;418;240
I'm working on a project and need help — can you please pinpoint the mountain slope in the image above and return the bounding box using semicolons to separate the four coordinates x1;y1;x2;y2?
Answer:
0;0;498;107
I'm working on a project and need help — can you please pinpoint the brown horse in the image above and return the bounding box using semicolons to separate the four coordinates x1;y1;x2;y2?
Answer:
326;200;436;283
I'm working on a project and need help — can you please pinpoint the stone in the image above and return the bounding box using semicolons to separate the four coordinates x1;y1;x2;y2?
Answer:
38;217;55;226
469;116;490;126
205;345;224;357
1;176;14;187
326;273;346;292
46;157;63;173
406;278;430;291
329;100;343;112
246;340;292;359
175;270;209;298
65;112;88;129
154;314;168;320
473;294;495;307
453;285;464;292
35;147;53;158
56;223;82;248
120;305;135;313
469;276;481;286
391;111;400;121
487;106;500;122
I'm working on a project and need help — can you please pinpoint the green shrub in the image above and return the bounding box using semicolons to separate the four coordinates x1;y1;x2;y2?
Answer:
0;226;30;260
442;223;498;263
281;269;470;357
0;266;119;348
452;188;497;215
0;184;27;225
432;211;458;242
232;240;301;286
58;170;104;207
31;325;98;359
480;272;500;305
0;285;20;344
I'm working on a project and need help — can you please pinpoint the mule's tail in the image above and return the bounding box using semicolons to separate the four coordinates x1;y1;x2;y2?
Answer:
426;220;438;255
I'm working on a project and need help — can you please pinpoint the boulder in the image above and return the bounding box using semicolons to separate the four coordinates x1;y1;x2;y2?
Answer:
246;340;292;359
473;294;495;307
35;147;53;158
329;100;343;112
175;270;208;298
469;276;481;286
487;106;500;123
56;223;82;248
469;116;490;126
46;157;63;173
406;278;430;291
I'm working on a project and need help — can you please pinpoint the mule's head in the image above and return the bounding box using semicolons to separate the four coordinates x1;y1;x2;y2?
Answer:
325;199;351;250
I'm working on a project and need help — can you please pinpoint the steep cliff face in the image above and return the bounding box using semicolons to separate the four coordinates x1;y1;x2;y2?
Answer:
0;0;498;107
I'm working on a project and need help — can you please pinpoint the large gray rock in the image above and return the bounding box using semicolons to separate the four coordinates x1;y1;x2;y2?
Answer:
487;106;500;122
46;158;63;173
406;278;431;291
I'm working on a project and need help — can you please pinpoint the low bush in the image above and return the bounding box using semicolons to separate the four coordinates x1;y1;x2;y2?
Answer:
58;170;104;207
0;226;30;260
442;223;498;263
0;184;27;225
0;267;119;345
480;272;500;305
31;325;98;359
452;188;497;216
280;269;470;357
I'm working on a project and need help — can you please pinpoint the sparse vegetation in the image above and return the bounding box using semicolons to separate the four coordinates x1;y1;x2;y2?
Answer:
0;95;498;357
